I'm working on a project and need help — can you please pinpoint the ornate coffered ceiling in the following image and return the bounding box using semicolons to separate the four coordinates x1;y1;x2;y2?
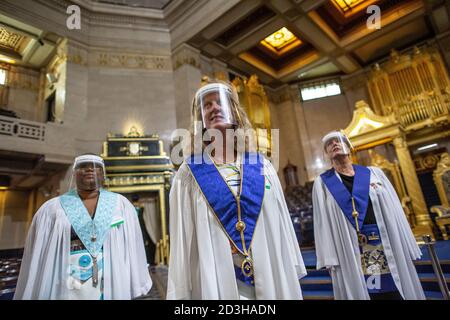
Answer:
0;14;59;68
0;28;29;52
183;0;448;88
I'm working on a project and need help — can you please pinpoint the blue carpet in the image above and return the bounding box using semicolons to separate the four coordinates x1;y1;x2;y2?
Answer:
299;240;450;300
301;249;318;268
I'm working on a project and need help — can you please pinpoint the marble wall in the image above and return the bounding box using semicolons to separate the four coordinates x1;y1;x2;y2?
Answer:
267;86;307;188
300;93;354;179
267;73;370;187
0;0;177;158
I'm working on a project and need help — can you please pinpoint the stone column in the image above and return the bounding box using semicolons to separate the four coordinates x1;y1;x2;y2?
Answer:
431;0;450;69
436;32;450;73
65;40;89;128
268;85;308;187
393;135;434;237
210;58;229;81
341;71;371;115
172;44;202;130
288;85;309;185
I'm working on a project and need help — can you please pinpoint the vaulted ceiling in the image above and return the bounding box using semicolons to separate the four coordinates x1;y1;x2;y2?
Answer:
184;0;449;87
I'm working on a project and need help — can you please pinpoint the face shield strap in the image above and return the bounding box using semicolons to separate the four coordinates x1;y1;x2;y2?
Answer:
233;104;243;127
73;155;105;172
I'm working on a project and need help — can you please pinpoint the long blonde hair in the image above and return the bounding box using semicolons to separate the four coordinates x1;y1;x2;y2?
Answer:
185;78;256;156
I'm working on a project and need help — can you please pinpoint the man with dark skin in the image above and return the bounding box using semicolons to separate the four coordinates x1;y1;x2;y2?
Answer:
76;161;103;216
14;154;152;300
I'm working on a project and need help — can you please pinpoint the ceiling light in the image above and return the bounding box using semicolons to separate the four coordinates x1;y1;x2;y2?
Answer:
417;144;438;152
262;27;299;50
333;0;369;12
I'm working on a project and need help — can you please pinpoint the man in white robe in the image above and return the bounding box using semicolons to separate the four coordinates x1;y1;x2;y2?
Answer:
167;80;306;300
313;131;425;300
14;154;152;300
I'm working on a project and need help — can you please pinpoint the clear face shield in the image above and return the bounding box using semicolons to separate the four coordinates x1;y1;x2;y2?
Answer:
195;83;237;130
66;155;105;193
322;131;353;163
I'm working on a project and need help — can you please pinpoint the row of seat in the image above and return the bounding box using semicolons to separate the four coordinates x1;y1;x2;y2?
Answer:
0;258;21;300
285;183;315;246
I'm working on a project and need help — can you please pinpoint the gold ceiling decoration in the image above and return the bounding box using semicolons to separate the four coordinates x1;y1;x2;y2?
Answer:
261;27;300;51
0;28;26;51
332;0;371;13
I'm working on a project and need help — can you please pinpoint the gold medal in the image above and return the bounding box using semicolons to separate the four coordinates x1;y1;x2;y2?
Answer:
358;233;368;246
241;257;254;277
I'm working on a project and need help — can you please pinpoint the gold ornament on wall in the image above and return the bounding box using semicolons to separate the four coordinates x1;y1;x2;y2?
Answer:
367;45;450;129
232;75;272;156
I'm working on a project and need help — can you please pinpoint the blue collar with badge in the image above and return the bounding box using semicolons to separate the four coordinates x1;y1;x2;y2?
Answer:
187;152;265;255
60;189;117;258
320;164;371;230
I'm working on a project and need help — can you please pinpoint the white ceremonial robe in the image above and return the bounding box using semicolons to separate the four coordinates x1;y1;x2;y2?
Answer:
167;157;306;300
313;166;425;300
14;193;152;300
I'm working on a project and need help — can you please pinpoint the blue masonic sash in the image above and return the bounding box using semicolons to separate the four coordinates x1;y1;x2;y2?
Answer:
60;189;116;258
320;164;371;230
187;152;265;255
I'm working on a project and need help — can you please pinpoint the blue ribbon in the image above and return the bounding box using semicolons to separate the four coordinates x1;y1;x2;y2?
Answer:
60;189;116;257
366;273;397;293
320;164;370;230
361;223;382;246
187;152;265;255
